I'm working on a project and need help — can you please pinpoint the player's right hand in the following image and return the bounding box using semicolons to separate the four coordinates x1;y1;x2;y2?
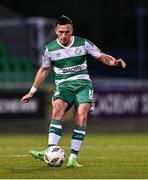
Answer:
115;59;126;68
20;92;34;104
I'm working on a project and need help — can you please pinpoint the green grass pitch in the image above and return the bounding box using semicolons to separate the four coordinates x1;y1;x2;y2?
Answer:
0;133;148;179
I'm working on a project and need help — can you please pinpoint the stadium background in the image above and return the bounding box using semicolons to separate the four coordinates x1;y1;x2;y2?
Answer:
0;0;148;133
1;0;148;179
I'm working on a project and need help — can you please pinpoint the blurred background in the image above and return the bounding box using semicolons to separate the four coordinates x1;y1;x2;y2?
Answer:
0;0;148;133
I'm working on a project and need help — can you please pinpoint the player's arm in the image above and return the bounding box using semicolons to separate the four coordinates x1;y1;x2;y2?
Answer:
85;39;126;68
97;53;126;68
20;67;50;103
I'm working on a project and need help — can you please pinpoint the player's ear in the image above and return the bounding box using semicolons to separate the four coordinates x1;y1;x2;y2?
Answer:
70;27;73;34
55;27;58;35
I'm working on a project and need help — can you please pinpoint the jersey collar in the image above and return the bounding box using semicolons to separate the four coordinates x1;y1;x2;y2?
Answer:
57;36;74;49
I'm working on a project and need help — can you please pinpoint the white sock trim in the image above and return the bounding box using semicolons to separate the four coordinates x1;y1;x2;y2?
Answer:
71;139;82;151
48;133;61;145
74;129;86;135
50;124;62;129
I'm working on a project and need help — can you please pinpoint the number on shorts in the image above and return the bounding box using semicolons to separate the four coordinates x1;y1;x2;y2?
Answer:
89;90;93;98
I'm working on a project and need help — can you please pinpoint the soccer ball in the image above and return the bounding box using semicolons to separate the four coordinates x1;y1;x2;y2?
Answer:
44;146;65;167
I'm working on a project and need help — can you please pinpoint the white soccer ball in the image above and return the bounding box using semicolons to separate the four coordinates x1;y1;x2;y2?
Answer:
44;146;65;167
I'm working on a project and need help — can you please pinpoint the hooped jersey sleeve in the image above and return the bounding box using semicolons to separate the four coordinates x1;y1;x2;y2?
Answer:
85;39;102;59
41;48;51;68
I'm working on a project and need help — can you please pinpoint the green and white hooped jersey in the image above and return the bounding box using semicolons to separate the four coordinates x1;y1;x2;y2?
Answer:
42;36;102;85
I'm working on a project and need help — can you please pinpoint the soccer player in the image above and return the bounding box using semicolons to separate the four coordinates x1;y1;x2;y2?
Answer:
21;15;126;167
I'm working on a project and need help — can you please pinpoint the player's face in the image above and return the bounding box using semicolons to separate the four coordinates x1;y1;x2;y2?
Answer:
55;24;73;46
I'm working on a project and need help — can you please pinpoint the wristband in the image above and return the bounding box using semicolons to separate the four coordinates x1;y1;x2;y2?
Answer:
30;86;37;94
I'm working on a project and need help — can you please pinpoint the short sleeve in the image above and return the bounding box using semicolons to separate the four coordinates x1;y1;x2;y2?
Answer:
85;39;102;59
41;48;51;68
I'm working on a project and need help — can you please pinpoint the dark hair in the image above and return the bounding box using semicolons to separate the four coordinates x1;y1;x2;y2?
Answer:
56;15;73;26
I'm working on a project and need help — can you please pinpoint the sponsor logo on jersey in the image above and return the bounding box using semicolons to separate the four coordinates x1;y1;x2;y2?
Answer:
63;65;84;74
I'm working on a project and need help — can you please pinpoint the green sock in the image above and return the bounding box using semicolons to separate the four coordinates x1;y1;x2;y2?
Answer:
48;119;62;146
70;125;86;159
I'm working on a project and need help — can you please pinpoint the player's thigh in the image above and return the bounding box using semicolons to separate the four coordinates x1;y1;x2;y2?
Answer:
52;99;68;111
51;99;69;119
74;86;93;108
76;103;91;115
52;85;75;109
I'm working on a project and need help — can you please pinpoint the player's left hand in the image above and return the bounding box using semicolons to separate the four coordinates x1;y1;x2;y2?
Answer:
20;92;34;104
115;59;126;68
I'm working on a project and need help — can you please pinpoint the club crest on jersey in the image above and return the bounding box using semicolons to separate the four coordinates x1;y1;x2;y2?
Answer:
75;48;82;55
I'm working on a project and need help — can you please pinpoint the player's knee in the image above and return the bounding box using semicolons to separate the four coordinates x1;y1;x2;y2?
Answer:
75;114;87;125
51;108;65;119
51;100;67;119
